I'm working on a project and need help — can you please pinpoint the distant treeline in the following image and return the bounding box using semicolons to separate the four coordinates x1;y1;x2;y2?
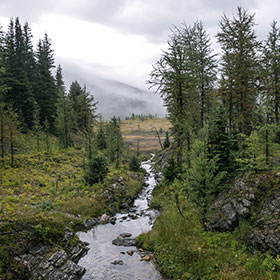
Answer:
124;113;159;121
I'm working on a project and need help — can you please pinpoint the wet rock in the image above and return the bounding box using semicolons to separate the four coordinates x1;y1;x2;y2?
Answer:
119;233;132;238
126;250;134;256
70;242;89;262
121;215;128;220
140;255;151;261
99;214;110;224
16;228;88;280
111;260;124;265
64;228;75;244
19;247;86;280
120;202;129;209
128;213;138;219
109;217;117;225
84;219;97;228
61;260;85;276
112;238;136;247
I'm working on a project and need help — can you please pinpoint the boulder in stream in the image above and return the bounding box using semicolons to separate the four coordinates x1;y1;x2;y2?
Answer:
112;238;136;247
111;260;124;265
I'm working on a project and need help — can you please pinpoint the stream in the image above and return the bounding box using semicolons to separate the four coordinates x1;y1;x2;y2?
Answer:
77;156;162;280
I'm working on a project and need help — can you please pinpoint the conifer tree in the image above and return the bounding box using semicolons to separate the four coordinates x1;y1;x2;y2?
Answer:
163;131;170;149
3;18;35;130
96;121;107;150
207;104;237;174
186;21;217;128
186;141;225;228
106;116;123;166
55;66;75;148
35;33;57;131
149;22;216;166
217;7;260;135
263;21;280;124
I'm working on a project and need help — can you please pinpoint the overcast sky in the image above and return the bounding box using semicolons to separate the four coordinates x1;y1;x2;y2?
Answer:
0;0;279;90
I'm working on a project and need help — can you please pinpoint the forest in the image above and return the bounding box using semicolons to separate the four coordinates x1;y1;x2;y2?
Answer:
0;6;280;280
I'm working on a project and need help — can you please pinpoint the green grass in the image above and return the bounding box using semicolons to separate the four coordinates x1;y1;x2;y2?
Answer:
137;182;280;280
0;138;144;279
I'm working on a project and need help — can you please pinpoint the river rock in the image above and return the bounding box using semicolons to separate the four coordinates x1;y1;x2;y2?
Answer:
140;255;151;261
112;238;136;247
126;250;134;256
119;232;132;238
99;214;110;224
84;219;97;228
111;260;124;265
128;213;138;219
109;217;117;225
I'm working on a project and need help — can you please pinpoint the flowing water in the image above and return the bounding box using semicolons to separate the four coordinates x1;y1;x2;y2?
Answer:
78;156;162;280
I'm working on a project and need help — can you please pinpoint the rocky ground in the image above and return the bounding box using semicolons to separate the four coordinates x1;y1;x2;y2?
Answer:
207;172;280;255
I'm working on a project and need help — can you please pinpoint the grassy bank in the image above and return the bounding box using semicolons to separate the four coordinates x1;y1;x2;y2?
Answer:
137;181;280;280
0;145;144;279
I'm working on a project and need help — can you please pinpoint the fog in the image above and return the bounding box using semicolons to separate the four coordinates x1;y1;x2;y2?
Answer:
62;62;166;119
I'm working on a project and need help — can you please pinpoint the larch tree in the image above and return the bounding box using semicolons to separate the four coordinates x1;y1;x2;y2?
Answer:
148;25;193;168
149;22;216;167
262;21;280;124
217;7;260;135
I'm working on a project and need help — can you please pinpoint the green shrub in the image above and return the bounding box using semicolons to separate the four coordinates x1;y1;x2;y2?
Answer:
129;155;141;171
163;158;179;183
84;155;109;185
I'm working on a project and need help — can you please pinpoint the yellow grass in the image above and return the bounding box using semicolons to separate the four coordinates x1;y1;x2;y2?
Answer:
121;118;172;153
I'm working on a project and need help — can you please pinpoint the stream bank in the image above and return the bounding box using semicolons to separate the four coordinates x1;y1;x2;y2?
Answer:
77;156;162;280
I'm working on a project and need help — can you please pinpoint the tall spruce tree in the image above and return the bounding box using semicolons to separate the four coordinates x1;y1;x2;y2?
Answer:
55;65;75;148
3;18;35;130
35;33;57;131
217;7;260;135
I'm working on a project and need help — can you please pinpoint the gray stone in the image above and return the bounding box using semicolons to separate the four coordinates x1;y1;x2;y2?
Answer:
61;260;86;276
84;219;97;228
109;217;117;225
119;232;132;238
111;260;124;265
99;214;110;224
112;237;136;247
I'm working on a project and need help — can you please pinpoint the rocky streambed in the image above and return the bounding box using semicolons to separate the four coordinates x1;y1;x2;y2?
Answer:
77;156;162;280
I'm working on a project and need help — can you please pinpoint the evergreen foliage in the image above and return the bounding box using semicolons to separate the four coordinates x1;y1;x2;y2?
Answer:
84;155;109;185
106;116;123;165
163;131;170;149
129;155;141;172
217;7;260;135
163;158;180;183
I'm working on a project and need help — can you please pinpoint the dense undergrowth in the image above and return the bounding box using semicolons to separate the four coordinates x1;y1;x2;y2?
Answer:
137;180;280;280
0;135;144;279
